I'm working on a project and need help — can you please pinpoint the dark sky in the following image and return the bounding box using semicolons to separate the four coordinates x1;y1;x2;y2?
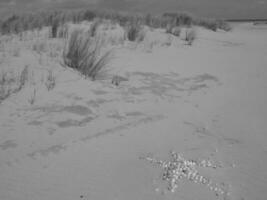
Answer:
1;0;267;19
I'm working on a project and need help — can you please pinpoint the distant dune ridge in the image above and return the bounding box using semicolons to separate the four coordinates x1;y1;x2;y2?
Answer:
1;0;267;19
0;8;231;37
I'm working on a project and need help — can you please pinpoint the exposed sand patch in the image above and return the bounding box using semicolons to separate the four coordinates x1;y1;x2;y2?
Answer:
0;22;267;200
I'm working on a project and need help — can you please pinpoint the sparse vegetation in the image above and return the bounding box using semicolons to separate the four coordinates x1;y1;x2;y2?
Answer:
0;71;11;102
0;9;231;36
90;19;101;37
18;65;29;90
185;28;196;45
63;29;112;80
83;10;96;21
126;23;144;42
197;18;218;31
0;65;29;103
57;24;69;38
162;12;231;32
145;14;152;27
51;20;59;38
28;88;36;105
216;19;232;31
163;12;193;27
45;70;56;91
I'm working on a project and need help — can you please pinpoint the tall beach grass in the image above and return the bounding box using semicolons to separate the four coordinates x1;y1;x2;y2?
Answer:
63;28;112;80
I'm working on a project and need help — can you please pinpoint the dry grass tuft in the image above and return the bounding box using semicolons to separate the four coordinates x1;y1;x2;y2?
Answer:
90;19;101;37
185;28;196;45
0;71;11;102
57;24;69;38
28;88;36;105
0;65;29;103
45;70;56;91
51;20;59;38
63;29;112;80
125;23;144;42
18;65;29;90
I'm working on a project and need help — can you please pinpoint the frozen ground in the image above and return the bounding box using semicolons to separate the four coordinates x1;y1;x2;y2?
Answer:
0;22;267;200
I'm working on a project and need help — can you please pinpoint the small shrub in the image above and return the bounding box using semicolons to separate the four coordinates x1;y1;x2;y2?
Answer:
83;10;96;21
51;20;59;38
176;12;193;26
163;12;193;27
126;23;144;42
185;28;196;45
63;29;112;80
127;25;139;41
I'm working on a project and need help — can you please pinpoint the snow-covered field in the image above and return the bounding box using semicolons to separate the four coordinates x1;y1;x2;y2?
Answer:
0;22;267;200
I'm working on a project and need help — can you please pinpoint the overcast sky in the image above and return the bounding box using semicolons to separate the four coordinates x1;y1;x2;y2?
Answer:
1;0;267;19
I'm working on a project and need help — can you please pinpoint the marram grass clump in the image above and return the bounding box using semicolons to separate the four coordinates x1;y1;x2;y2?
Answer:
63;29;112;80
125;23;145;42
